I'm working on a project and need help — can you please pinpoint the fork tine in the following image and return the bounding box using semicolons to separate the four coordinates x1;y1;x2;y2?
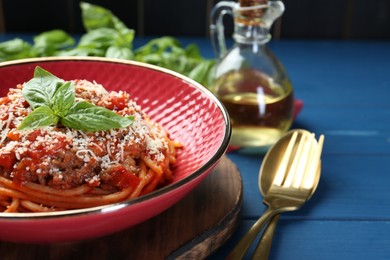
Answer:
283;132;311;187
273;131;298;186
298;134;317;186
291;133;316;188
302;134;325;189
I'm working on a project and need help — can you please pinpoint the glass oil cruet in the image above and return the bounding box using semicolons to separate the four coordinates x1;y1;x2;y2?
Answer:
210;0;294;150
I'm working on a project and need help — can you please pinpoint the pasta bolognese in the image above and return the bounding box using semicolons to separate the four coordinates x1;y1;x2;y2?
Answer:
0;70;181;213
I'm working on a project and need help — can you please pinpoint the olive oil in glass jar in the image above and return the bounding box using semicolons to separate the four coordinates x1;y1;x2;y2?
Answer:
210;0;294;150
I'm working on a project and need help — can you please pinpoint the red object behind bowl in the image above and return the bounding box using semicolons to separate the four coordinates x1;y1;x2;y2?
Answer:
0;57;231;243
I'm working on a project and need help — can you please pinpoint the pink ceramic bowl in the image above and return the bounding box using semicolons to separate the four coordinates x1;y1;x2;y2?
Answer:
0;57;231;243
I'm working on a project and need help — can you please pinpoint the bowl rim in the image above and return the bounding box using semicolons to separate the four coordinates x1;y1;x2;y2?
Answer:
0;56;232;220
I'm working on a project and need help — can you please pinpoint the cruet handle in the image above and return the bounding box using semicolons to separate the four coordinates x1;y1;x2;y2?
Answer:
209;1;236;59
262;1;285;28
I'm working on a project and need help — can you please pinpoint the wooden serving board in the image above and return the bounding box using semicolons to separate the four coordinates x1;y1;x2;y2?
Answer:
0;156;242;259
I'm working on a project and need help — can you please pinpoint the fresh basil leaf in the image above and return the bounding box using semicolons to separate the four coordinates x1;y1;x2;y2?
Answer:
134;37;212;81
34;30;75;49
136;53;163;65
185;44;202;59
135;37;180;57
18;106;59;130
76;27;135;57
80;2;134;48
68;101;94;110
52;81;75;117
111;16;134;47
22;66;64;109
188;60;216;85
33;30;75;56
80;2;115;31
55;47;93;57
78;28;119;50
0;38;34;61
61;45;106;57
106;46;133;59
61;101;133;132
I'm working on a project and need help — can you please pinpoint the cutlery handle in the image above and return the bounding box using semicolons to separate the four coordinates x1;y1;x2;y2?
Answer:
252;214;280;259
227;208;276;260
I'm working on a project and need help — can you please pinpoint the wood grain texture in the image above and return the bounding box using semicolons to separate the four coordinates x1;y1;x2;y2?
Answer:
0;156;242;260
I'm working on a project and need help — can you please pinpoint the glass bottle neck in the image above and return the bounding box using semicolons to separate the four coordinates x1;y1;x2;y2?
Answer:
233;23;271;45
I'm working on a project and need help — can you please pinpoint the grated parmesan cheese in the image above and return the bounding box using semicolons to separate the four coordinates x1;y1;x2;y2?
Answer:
0;79;169;190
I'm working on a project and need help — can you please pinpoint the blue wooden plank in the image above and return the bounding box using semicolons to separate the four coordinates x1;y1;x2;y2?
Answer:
295;108;390;130
272;41;390;79
270;41;390;107
296;108;390;130
291;108;390;154
212;219;390;259
292;128;390;155
310;154;390;219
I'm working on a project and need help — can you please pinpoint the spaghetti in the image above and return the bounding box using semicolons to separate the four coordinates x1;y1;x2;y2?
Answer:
0;79;181;213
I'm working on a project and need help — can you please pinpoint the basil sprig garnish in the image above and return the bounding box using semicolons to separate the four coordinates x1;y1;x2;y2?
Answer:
18;66;133;132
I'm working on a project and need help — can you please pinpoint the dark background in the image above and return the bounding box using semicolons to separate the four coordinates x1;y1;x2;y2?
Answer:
1;0;389;39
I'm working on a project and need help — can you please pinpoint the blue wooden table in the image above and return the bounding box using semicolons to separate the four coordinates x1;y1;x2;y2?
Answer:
1;34;390;259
